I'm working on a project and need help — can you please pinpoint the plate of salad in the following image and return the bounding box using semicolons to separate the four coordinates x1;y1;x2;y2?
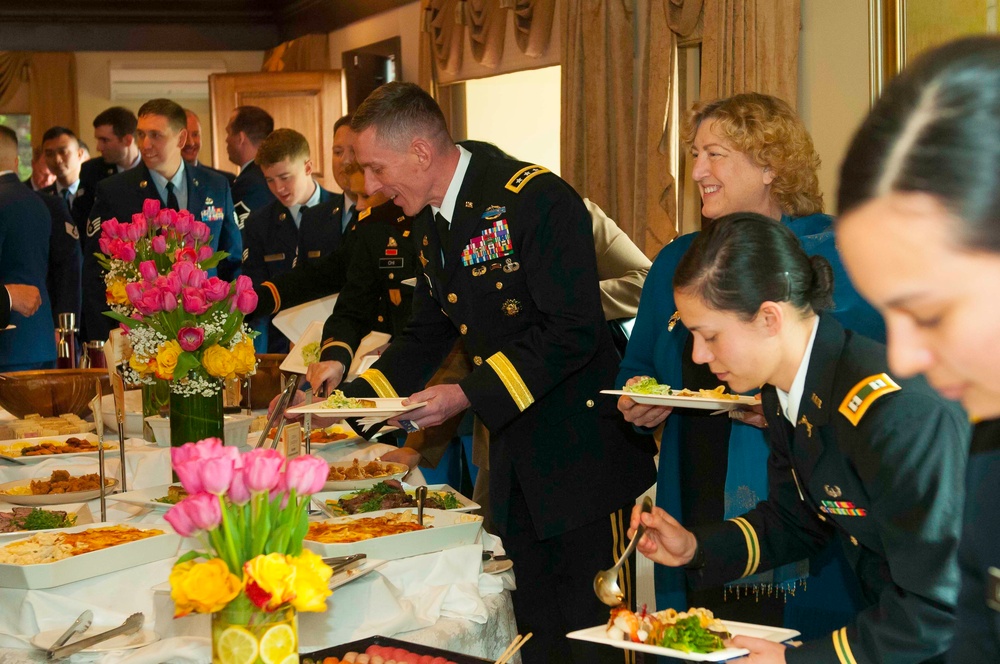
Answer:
0;503;92;541
316;481;479;517
602;378;757;411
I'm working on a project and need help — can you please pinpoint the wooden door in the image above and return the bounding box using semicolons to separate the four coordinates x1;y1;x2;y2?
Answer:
208;71;343;191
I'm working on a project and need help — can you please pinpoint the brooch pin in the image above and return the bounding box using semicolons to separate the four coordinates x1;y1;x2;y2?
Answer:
667;311;681;331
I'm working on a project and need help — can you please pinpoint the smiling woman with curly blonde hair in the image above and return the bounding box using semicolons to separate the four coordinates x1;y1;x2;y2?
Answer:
617;92;885;635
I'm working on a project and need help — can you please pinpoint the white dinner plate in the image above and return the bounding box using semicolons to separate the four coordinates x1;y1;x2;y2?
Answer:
0;433;117;462
567;620;800;661
108;484;179;511
0;477;118;506
32;626;158;653
323;462;410;491
317;483;480;514
287;398;427;418
329;558;385;590
601;390;758;411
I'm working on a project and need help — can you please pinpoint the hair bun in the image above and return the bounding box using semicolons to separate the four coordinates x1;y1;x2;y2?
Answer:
808;255;835;311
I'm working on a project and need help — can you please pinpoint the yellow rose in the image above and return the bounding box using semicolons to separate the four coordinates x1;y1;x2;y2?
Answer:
129;353;152;375
202;344;236;380
244;553;296;611
155;340;181;380
287;550;333;612
169;559;242;617
105;278;129;306
231;339;257;376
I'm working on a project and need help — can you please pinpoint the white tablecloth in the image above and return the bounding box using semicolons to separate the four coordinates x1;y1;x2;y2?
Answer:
0;434;522;663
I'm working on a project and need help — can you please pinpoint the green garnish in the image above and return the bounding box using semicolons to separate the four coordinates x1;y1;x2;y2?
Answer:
11;508;76;531
301;341;321;366
427;491;462;510
657;616;725;653
624;377;673;395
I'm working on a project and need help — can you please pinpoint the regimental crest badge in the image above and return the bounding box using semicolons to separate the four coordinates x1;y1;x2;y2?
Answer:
387;237;398;248
824;485;842;498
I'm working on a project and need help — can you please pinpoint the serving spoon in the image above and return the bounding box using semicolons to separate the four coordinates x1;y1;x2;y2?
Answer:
594;496;653;607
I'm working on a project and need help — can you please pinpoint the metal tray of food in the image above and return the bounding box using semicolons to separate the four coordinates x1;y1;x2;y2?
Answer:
302;635;491;663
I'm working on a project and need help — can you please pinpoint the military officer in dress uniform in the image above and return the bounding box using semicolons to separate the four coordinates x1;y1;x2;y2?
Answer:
225;106;275;227
632;214;968;664
33;190;81;326
183;109;236;185
332;82;656;664
76;107;141;228
84;98;241;343
243;128;343;353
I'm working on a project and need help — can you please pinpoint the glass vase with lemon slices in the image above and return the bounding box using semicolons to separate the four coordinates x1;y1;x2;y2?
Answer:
163;437;334;664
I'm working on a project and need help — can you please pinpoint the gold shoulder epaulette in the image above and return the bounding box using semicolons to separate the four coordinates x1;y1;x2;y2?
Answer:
838;373;901;426
505;165;550;193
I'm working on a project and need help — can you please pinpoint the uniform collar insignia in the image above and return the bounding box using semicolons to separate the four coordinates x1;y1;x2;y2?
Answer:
798;415;814;438
811;393;822;409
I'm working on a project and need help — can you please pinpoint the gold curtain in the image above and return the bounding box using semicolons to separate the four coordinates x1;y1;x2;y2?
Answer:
0;52;30;110
700;0;800;108
262;34;331;72
563;1;697;257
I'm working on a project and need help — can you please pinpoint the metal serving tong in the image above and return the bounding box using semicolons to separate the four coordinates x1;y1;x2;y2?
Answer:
48;610;92;653
47;612;143;661
322;553;366;575
254;374;300;450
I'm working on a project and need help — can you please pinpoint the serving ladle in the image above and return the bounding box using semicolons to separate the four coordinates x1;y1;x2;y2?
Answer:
594;496;653;607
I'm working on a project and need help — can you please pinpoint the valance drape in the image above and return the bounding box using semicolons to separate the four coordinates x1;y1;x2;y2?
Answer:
0;52;78;148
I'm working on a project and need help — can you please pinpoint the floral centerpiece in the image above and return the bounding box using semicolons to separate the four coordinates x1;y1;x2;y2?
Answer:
165;438;333;664
97;199;258;446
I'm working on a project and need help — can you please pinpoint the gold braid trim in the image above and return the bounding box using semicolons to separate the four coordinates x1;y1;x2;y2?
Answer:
358;369;398;398
320;339;354;362
485;352;534;412
729;517;761;578
262;282;281;314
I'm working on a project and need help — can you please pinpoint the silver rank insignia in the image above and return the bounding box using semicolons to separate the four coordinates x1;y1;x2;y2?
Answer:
824;485;842;498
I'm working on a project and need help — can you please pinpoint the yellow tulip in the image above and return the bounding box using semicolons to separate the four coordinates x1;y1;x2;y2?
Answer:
155;340;182;380
203;344;236;380
106;278;129;306
287;550;333;612
244;553;296;611
169;559;242;617
232;339;257;376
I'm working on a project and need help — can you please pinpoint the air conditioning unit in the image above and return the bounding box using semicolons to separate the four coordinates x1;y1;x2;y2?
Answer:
109;61;227;100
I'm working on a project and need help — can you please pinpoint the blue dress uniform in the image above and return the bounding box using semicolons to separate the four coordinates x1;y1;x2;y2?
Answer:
83;163;241;343
0;173;56;370
341;152;657;662
231;162;275;230
252;195;360;319
33;192;82;324
243;188;344;353
948;419;1000;662
687;314;968;663
317;202;417;369
74;157;119;229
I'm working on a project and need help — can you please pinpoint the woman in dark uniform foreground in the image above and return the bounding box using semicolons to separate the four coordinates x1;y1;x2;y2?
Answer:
630;213;969;663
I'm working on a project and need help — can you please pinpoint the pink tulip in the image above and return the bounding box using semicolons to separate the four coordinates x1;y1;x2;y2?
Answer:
203;277;229;302
177;326;205;351
181;287;210;315
197;245;214;262
284;455;329;496
125;282;145;305
118;322;131;334
200;456;236;495
98;237;112;255
155;208;176;229
101;218;122;240
185;492;222;531
125;223;144;242
115;242;136;262
172;437;223;465
159;289;177;312
234;275;253;294
242;448;285;493
151;235;167;254
139;260;158;283
132;213;146;225
143;198;161;220
228;467;251;505
186;268;206;289
133;215;148;238
174;213;193;236
162;273;182;296
164;500;198;537
234;289;258;315
190;221;211;243
175;247;198;264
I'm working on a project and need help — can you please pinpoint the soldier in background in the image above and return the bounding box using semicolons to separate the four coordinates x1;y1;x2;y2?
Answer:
225;105;275;227
183;108;236;185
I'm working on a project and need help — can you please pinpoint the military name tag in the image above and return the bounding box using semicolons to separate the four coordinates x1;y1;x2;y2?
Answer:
379;257;404;269
307;250;322;258
264;253;286;262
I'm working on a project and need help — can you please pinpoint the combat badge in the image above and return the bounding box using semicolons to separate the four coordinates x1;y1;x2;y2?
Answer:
472;265;487;277
824;485;842;498
502;258;520;273
502;299;522;317
482;205;506;220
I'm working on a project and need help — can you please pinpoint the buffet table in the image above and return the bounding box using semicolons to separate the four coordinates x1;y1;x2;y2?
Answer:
0;434;520;663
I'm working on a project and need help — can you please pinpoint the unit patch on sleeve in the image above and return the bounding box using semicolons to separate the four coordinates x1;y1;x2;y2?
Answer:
838;373;901;426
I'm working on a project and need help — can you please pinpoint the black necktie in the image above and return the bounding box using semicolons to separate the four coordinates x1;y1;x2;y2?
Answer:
435;212;450;263
165;181;179;210
344;204;355;231
61;189;71;206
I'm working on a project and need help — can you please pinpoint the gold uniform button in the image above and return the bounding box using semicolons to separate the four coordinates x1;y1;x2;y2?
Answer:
459;324;468;335
586;399;595;408
495;282;503;290
447;293;458;303
850;536;859;546
377;315;384;323
388;272;394;280
473;355;483;366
